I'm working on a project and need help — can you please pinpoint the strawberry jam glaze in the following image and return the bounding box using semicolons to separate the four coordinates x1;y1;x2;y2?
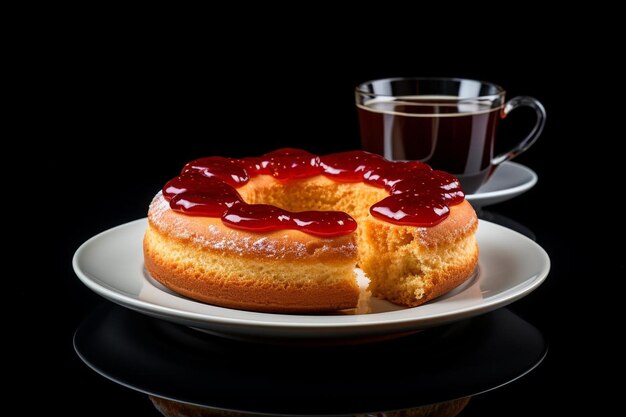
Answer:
162;148;465;237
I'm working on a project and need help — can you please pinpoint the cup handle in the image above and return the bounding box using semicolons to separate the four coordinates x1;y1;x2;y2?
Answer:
492;96;546;166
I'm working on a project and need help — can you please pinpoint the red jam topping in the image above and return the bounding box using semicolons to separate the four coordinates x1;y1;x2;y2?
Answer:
182;157;250;187
222;204;357;237
320;150;385;182
161;149;465;237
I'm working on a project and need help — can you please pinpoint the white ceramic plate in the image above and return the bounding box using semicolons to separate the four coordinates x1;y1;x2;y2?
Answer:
466;161;538;207
73;218;550;340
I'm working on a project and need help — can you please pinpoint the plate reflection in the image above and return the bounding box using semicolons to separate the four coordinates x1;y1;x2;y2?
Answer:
74;305;546;416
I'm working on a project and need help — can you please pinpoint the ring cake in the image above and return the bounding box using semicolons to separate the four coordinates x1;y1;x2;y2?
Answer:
144;149;478;313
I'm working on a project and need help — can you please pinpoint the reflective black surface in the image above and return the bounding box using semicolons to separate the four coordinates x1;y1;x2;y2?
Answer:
74;305;546;415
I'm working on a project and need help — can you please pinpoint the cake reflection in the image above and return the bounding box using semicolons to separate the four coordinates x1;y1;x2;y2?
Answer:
149;395;471;417
74;304;546;416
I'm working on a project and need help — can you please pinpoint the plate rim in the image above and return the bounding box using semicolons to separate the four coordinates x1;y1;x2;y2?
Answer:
73;218;550;332
465;161;538;201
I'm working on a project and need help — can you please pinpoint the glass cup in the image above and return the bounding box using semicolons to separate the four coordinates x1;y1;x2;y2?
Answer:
356;77;546;194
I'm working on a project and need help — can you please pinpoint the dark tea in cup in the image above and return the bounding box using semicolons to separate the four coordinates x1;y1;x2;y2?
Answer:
356;78;545;194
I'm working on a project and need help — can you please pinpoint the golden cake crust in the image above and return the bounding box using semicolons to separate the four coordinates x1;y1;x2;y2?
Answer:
147;190;358;262
145;188;360;313
143;237;361;313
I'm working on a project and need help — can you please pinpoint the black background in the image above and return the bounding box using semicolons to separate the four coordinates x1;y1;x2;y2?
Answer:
22;24;620;415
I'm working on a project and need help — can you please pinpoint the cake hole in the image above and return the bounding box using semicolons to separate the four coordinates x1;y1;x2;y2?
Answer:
240;179;387;221
306;241;324;255
398;234;414;245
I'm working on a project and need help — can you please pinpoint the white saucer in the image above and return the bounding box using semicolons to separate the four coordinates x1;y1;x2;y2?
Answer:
465;161;538;207
73;218;550;340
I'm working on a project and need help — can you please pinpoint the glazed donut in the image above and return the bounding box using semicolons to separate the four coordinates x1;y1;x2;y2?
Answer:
144;149;478;313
